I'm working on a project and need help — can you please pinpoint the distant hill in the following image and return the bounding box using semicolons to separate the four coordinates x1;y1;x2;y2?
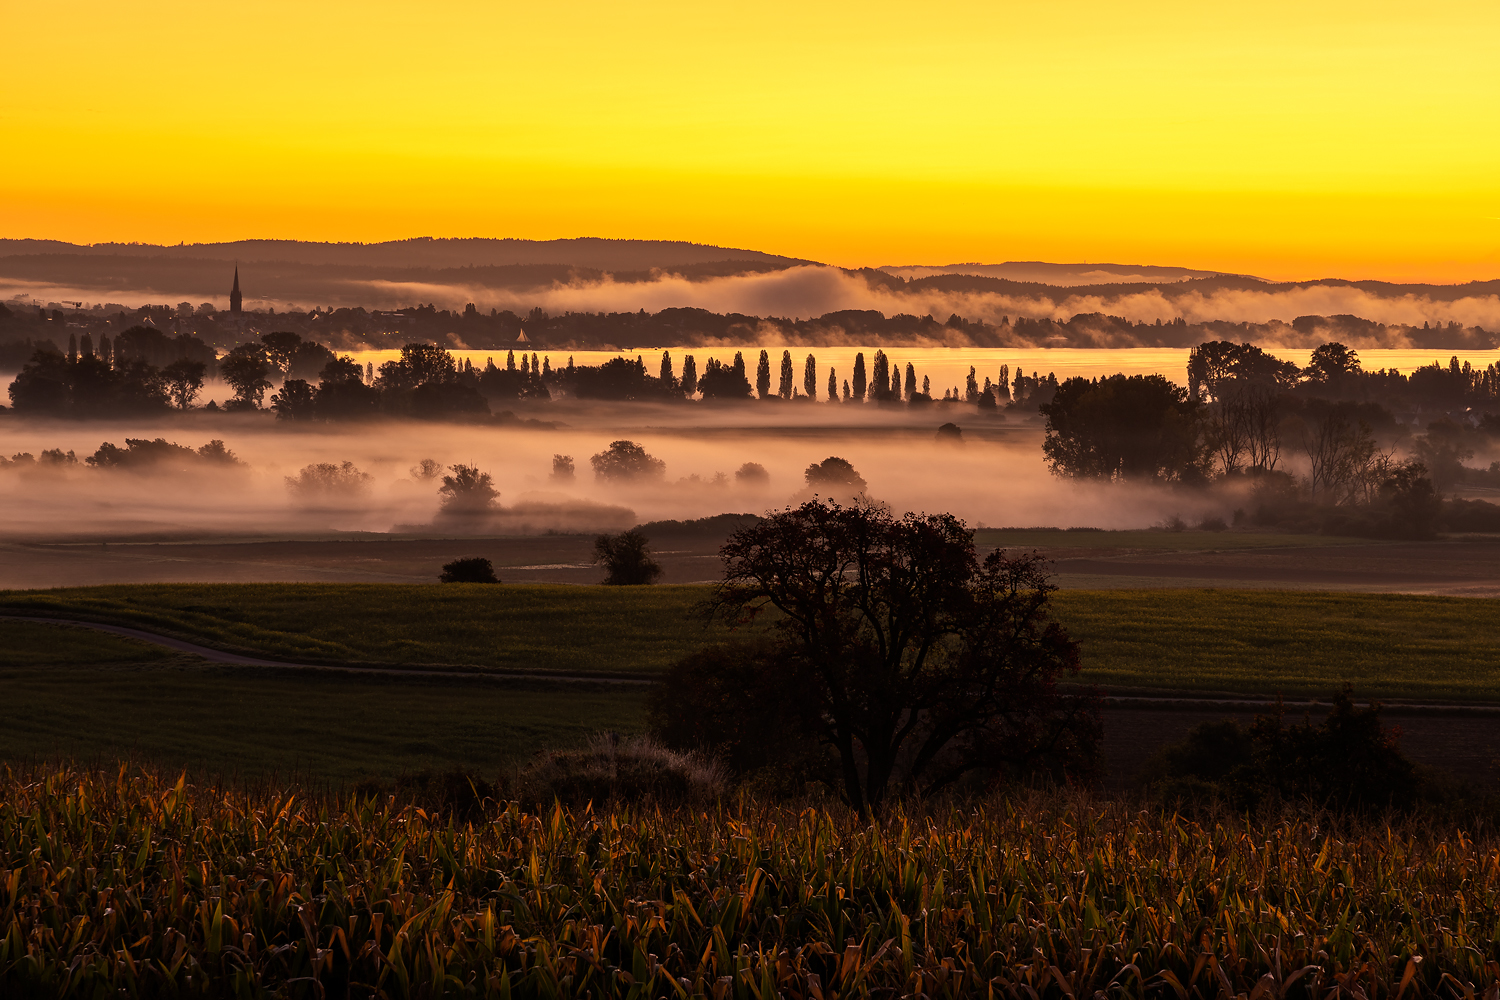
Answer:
0;237;814;271
877;261;1233;285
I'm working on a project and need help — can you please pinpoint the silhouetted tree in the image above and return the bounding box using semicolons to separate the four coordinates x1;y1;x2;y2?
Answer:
658;350;675;389
440;557;500;583
826;368;837;402
590;440;666;481
871;351;890;401
778;350;794;399
438;464;499;513
270;378;317;420
756;349;772;399
410;458;443;481
803;354;817;399
680;354;698;397
852;352;867;401
162;359;206;410
1042;374;1206;482
594;529;663;585
697;500;1100;812
220;345;273;410
551;454;575;483
697;358;752;400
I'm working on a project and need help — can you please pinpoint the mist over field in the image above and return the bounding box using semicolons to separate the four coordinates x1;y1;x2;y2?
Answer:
0;405;1182;549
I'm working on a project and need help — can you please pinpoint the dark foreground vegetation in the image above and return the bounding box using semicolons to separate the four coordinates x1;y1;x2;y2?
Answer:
3;763;1499;998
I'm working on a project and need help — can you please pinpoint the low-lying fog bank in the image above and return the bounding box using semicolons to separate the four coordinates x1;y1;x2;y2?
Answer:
0;403;1177;545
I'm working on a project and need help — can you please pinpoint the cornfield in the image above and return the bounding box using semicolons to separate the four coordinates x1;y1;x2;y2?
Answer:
2;765;1498;999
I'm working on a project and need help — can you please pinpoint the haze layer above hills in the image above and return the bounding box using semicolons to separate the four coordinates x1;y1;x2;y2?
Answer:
3;238;1499;334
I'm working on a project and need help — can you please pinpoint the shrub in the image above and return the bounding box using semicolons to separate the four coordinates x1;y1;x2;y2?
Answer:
1197;514;1229;531
439;557;500;583
1149;687;1420;812
285;461;373;501
734;461;769;486
438;464;498;513
514;732;724;807
594;529;662;585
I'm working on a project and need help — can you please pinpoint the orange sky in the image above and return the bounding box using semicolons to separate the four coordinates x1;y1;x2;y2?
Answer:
5;0;1498;281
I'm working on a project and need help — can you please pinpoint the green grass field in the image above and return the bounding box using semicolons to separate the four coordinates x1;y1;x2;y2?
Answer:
3;583;1498;778
4;583;1498;698
0;621;646;781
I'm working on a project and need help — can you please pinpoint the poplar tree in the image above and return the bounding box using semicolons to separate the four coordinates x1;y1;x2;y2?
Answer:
756;350;772;399
827;368;837;401
681;355;698;396
852;353;867;401
905;363;917;399
659;350;674;388
804;354;817;398
778;350;794;398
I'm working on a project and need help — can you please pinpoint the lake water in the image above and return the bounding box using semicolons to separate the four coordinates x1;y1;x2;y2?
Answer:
346;346;1500;396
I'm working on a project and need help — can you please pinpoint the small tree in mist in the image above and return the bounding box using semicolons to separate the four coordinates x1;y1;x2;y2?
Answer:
590;440;666;481
439;557;500;583
804;354;817;399
778;350;794;399
755;350;772;399
594;529;663;585
410;458;443;482
551;454;575;483
804;456;867;494
285;461;373;502
162;359;207;410
735;462;770;487
438;464;499;513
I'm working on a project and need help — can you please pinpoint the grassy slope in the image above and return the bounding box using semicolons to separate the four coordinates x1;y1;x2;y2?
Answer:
4;583;1499;700
0;621;646;781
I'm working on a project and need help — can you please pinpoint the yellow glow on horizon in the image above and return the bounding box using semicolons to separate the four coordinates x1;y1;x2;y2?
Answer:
5;0;1498;281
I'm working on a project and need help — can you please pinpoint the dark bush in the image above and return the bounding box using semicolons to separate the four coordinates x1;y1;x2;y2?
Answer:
439;557;500;583
594;529;662;585
1149;687;1420;812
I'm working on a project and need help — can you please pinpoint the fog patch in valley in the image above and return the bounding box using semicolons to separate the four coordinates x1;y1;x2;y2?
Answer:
0;405;1192;587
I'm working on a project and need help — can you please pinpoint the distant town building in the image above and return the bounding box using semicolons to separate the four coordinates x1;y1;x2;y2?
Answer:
230;268;243;315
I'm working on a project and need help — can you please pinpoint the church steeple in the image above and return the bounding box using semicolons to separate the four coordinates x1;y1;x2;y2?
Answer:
230;267;243;315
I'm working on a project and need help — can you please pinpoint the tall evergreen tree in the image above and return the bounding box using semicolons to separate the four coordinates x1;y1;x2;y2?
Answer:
756;349;772;399
827;368;837;402
905;363;917;399
681;354;698;396
804;354;817;398
778;350;794;398
507;350;516;371
852;353;867;401
891;367;901;399
659;350;674;388
871;351;889;401
842;379;852;402
732;352;747;384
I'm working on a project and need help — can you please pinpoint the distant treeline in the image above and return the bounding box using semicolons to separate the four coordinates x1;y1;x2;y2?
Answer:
3;296;1497;355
